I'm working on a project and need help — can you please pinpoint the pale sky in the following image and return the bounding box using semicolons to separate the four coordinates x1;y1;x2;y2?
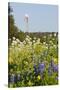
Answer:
10;2;58;32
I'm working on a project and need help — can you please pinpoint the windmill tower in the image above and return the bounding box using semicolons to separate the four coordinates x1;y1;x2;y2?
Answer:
24;14;29;32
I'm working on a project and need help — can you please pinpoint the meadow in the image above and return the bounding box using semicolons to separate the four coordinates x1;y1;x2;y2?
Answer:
8;32;58;87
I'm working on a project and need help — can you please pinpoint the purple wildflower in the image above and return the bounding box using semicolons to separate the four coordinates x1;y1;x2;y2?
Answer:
48;66;52;75
55;76;58;81
10;74;15;83
50;59;54;68
17;74;20;81
53;65;58;72
38;63;45;74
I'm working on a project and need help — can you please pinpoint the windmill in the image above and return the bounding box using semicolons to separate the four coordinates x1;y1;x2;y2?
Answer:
24;14;29;32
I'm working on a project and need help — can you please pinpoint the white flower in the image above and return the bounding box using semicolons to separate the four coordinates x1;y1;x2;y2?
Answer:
20;42;24;47
54;33;56;37
34;37;36;40
49;34;52;37
28;41;32;46
26;35;32;41
30;37;32;40
49;40;53;45
25;37;29;41
54;45;56;48
12;40;17;45
44;36;46;38
11;45;14;48
52;38;55;41
13;37;16;40
9;47;12;50
43;42;46;45
50;40;52;44
26;35;30;38
45;46;48;49
23;40;26;44
16;38;20;43
46;44;48;46
8;38;11;41
36;38;40;44
33;40;35;43
11;42;15;46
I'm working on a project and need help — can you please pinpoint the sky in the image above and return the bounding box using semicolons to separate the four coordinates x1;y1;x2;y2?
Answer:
10;2;58;32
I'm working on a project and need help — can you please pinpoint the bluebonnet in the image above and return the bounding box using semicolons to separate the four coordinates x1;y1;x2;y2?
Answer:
14;74;17;83
53;65;58;72
55;76;58;81
10;74;15;83
50;59;58;72
50;59;54;68
17;73;20;81
48;59;58;76
48;60;54;75
48;66;52;75
38;63;45;74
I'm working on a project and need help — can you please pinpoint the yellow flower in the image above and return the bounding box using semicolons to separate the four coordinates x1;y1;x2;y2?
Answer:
28;80;32;86
37;75;41;80
53;58;58;64
25;61;28;65
24;61;28;65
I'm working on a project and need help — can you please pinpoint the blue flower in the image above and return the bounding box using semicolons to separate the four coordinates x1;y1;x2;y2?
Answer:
10;74;15;83
17;74;20;81
55;76;58;81
38;63;45;74
48;66;52;75
50;59;54;68
53;65;58;72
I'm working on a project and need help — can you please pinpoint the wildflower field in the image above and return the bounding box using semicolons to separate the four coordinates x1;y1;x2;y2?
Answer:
8;33;58;87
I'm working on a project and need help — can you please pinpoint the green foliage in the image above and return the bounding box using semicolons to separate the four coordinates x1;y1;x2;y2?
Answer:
8;34;58;87
8;5;26;45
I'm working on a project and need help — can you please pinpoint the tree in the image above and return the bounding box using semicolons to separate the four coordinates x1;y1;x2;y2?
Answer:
8;3;26;42
8;3;19;40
